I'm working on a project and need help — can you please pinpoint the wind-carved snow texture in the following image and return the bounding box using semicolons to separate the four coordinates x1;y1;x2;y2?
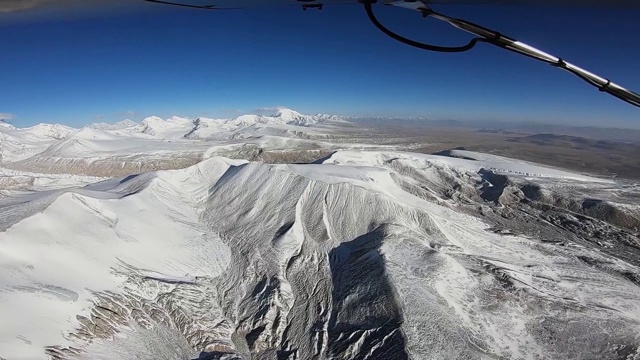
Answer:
1;150;640;359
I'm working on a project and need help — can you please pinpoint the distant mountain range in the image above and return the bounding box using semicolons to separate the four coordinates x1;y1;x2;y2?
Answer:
2;108;346;142
0;109;351;175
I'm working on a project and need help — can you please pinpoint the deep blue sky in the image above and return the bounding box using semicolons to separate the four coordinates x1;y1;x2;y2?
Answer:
1;2;639;128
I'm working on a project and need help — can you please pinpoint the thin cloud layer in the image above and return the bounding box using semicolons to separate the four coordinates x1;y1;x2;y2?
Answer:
253;106;288;113
0;113;15;121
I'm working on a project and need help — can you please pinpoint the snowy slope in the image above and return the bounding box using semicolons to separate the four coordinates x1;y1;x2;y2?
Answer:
228;108;323;127
1;151;639;359
184;117;237;140
0;123;76;163
88;120;137;131
0;120;15;130
0;168;106;191
134;116;194;139
326;149;614;183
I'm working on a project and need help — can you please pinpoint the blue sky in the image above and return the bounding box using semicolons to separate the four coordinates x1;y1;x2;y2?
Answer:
1;2;639;128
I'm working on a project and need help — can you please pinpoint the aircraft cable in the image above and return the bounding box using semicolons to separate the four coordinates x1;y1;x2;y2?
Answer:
363;1;640;108
143;0;239;10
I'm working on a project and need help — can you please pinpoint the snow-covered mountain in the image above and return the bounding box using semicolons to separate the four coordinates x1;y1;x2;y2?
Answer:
88;119;137;131
0;123;77;163
108;109;347;140
2;110;640;359
0;108;346;148
184;117;237;140
135;115;193;138
0;109;358;178
1;148;639;359
228;108;330;127
0;119;15;129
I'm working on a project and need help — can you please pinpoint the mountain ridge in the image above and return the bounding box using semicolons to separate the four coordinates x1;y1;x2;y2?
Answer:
0;109;352;174
1;151;639;359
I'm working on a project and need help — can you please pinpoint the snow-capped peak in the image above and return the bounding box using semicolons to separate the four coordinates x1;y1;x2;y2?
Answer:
89;119;138;130
140;115;191;128
141;116;165;125
134;115;197;138
274;108;304;121
0;118;16;129
72;127;122;140
314;113;348;122
24;123;76;140
227;108;343;127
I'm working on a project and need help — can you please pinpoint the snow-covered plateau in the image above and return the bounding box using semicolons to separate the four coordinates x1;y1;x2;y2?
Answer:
1;110;639;360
